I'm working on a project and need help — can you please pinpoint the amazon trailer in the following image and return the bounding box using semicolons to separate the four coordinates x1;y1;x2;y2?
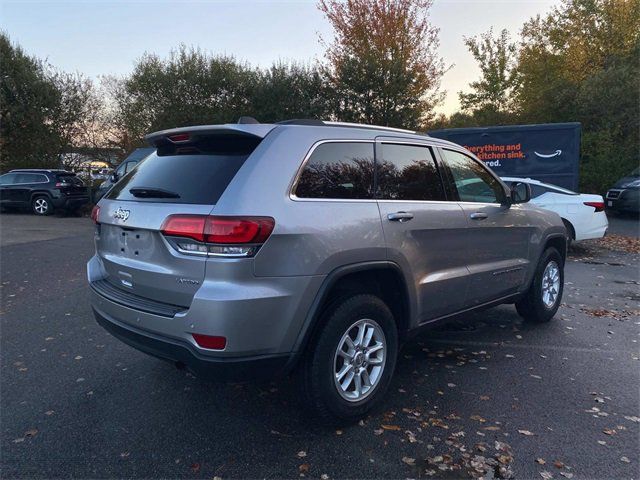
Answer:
430;123;581;191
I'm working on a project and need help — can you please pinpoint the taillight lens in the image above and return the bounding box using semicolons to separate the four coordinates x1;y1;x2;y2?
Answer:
584;201;605;212
91;205;100;224
160;215;275;257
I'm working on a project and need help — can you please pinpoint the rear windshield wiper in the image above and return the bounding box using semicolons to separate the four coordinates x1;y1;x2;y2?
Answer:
129;187;180;199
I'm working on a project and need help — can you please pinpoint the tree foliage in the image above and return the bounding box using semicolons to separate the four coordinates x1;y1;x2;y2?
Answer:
318;0;446;128
0;32;101;172
447;0;639;193
458;28;519;122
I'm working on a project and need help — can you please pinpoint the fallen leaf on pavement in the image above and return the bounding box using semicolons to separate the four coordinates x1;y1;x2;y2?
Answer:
518;430;535;436
536;458;546;465
297;451;307;458
381;424;401;431
299;463;310;473
402;457;416;465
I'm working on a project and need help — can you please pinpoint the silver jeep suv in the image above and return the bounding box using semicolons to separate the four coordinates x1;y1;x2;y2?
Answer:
88;119;566;420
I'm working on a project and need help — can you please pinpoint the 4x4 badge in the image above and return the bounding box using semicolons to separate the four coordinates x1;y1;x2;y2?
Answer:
113;207;130;222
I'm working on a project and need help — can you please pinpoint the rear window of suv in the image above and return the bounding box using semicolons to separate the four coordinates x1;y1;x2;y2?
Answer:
106;136;257;204
294;142;374;199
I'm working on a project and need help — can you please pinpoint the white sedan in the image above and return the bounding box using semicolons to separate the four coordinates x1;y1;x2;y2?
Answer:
502;177;608;242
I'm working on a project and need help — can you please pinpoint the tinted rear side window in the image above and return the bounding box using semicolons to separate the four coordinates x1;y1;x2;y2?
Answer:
15;173;48;183
377;144;445;201
294;142;374;199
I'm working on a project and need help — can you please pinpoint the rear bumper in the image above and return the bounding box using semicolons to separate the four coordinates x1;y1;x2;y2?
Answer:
93;307;292;382
574;212;608;241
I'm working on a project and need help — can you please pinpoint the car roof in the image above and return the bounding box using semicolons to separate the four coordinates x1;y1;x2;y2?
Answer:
501;176;577;194
8;169;73;174
144;118;463;150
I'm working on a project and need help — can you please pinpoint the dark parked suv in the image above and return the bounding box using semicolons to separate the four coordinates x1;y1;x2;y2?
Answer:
88;119;567;420
0;169;89;215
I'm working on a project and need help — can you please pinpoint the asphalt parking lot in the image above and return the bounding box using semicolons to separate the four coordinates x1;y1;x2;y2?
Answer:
1;213;638;479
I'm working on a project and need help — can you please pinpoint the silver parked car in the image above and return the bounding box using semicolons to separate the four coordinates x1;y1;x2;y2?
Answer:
88;119;567;420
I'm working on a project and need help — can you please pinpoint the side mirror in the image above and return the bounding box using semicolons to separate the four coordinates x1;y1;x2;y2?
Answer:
110;173;118;183
510;181;531;204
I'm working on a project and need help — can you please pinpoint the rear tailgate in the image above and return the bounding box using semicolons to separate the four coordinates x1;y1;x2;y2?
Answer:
95;200;211;307
56;174;87;196
94;125;273;308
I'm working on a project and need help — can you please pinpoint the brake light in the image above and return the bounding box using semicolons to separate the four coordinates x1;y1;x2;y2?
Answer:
160;215;275;257
91;205;100;224
168;133;190;142
192;333;226;350
584;201;605;212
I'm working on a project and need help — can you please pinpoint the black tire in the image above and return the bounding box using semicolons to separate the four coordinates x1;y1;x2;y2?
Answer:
516;247;564;323
299;293;398;422
32;196;52;216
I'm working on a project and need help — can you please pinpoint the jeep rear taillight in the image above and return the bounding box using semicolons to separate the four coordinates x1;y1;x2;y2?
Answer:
91;205;100;224
160;215;275;257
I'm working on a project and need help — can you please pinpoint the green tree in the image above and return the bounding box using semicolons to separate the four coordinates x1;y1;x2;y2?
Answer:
458;28;519;125
112;46;257;146
516;0;640;192
318;0;446;129
0;33;60;170
0;33;102;172
251;62;331;122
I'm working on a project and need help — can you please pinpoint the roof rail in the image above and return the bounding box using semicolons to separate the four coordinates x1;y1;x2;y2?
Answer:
277;119;326;126
323;121;422;135
275;118;427;136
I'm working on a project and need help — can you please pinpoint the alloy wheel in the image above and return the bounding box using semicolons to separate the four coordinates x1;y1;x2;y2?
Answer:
333;318;386;402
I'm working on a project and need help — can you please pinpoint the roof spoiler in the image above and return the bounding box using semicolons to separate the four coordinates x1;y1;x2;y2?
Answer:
145;123;277;147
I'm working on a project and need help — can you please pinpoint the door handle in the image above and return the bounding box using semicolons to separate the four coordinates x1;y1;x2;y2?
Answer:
387;212;414;222
469;212;488;220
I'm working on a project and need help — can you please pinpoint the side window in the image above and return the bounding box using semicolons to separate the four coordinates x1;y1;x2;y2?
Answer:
377;143;445;201
440;149;506;204
0;173;17;185
124;162;135;173
295;142;374;199
529;184;548;198
15;173;40;184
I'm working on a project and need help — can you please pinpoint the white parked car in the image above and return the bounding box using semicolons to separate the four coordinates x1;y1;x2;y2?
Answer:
501;177;608;243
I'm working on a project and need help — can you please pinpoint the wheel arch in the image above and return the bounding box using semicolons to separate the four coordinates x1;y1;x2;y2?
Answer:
561;218;575;240
30;191;53;202
543;233;568;265
288;261;413;370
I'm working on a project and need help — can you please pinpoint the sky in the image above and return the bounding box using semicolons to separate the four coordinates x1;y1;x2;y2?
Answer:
1;0;559;115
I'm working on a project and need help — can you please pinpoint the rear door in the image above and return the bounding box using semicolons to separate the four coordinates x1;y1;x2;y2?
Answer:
375;140;470;322
95;132;263;308
14;173;46;203
438;148;531;306
0;173;18;203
